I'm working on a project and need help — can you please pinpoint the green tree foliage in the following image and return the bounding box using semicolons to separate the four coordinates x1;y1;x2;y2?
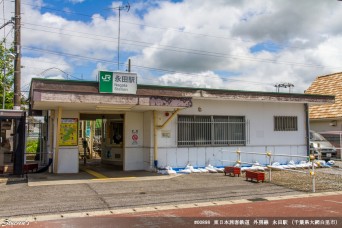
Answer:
0;42;15;109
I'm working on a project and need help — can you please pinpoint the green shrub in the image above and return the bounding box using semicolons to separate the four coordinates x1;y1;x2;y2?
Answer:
26;139;39;153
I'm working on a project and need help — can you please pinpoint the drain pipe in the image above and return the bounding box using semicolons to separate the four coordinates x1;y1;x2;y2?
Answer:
153;110;158;168
54;107;62;173
153;109;181;169
305;103;310;156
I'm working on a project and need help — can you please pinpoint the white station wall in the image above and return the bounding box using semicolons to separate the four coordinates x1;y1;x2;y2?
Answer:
124;112;145;171
151;99;307;169
143;111;154;170
49;99;308;172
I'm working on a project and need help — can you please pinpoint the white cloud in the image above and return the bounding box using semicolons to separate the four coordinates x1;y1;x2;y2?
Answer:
1;0;342;94
21;55;72;88
130;0;342;93
68;0;85;4
158;71;224;89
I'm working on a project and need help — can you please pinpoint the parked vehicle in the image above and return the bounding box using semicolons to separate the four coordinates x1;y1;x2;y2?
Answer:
309;130;337;161
319;131;342;160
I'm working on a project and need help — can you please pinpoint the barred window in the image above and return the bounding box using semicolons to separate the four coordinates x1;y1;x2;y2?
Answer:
274;116;298;131
178;115;246;146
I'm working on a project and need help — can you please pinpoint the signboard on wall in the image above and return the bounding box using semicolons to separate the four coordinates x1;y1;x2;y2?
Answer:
59;118;78;146
131;130;139;145
99;71;137;94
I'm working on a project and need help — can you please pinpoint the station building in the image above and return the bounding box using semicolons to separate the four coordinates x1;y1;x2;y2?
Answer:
28;72;334;173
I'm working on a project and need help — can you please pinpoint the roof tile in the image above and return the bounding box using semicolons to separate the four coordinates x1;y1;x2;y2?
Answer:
305;72;342;119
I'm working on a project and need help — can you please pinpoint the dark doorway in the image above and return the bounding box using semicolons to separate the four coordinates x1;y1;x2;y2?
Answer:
0;110;26;176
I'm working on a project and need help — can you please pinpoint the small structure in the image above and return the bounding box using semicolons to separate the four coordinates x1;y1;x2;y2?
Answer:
29;75;333;173
0;110;26;175
224;166;241;177
245;170;265;183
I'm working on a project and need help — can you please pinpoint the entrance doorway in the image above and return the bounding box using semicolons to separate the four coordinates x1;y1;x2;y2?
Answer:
79;114;124;171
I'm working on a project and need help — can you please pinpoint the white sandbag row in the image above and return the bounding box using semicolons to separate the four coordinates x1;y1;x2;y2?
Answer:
157;164;224;175
157;166;177;175
157;160;335;175
178;164;224;174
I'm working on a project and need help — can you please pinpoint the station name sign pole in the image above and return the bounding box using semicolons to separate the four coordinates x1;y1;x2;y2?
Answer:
99;71;137;94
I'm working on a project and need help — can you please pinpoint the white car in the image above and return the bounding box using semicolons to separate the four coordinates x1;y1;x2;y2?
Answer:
310;130;337;161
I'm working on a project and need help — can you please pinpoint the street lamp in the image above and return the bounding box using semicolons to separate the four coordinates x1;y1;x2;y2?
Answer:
2;52;15;109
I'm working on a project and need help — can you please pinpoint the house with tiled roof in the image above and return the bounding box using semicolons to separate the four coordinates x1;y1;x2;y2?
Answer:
305;72;342;131
305;72;342;159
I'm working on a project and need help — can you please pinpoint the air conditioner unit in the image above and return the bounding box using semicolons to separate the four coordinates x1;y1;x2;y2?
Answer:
329;120;337;126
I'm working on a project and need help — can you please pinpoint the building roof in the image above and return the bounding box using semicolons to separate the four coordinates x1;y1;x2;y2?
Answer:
29;78;334;112
305;72;342;120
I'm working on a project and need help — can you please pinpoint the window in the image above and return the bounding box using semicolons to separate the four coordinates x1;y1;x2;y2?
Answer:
178;115;246;146
274;116;298;131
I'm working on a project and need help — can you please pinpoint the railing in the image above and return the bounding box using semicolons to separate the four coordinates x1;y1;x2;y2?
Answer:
220;148;318;192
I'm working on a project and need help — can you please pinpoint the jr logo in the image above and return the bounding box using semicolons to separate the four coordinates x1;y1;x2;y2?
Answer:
101;74;111;82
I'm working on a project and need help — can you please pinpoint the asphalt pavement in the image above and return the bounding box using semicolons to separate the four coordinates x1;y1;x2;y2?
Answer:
3;192;342;227
1;162;341;227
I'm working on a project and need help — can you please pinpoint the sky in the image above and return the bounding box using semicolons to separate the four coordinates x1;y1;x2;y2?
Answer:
1;0;342;94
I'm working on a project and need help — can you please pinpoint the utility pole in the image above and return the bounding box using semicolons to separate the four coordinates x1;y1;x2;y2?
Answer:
127;58;131;72
13;0;21;110
113;3;130;71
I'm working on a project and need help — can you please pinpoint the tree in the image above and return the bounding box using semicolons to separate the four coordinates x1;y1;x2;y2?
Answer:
0;41;15;109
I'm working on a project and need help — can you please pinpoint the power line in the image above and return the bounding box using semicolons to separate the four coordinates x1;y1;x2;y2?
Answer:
18;61;280;94
16;0;342;55
20;26;342;70
17;64;85;80
39;67;83;80
22;58;71;68
3;0;342;57
16;20;342;69
20;50;269;88
0;27;13;44
21;46;276;87
3;1;340;90
3;1;288;93
17;1;249;42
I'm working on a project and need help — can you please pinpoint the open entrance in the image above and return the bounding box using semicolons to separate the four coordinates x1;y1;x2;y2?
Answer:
79;114;124;171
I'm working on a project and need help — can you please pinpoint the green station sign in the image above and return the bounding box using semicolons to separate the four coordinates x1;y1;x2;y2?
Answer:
99;71;137;94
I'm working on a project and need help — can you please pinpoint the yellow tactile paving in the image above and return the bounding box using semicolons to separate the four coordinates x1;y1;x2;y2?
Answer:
91;177;136;181
80;167;108;179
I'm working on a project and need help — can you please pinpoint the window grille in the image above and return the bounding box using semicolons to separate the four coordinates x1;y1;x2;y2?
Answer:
178;115;247;146
274;116;298;131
